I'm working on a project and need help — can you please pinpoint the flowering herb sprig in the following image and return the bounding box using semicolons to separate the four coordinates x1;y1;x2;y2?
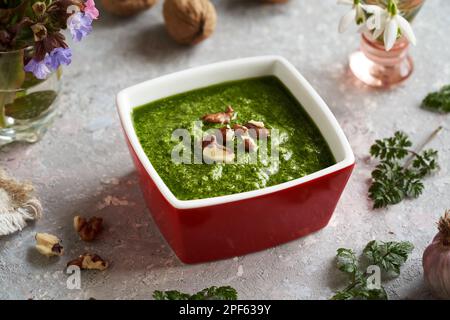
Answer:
0;0;99;79
338;0;416;51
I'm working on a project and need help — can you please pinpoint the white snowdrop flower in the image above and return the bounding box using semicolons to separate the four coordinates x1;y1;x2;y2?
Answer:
338;0;367;33
364;5;389;40
383;14;416;51
337;0;417;52
382;1;417;51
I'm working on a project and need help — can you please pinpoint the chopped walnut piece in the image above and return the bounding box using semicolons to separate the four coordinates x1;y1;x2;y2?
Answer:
35;233;64;257
201;106;234;124
218;126;235;143
67;253;109;271
233;124;257;152
244;120;270;138
204;126;234;146
243;136;257;152
202;135;235;163
232;124;248;133
74;216;103;241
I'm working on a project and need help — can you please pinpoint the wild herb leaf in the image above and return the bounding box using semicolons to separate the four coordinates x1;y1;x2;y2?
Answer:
422;85;450;113
332;285;387;300
369;162;407;209
332;240;412;300
368;131;439;208
370;131;412;161
153;286;238;300
363;240;414;275
412;149;439;177
336;248;360;276
190;286;238;300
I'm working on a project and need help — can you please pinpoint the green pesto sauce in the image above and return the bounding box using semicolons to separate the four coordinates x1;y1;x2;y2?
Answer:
132;76;335;200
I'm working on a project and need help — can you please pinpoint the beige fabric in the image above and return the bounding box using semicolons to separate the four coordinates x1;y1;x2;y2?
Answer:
0;170;42;236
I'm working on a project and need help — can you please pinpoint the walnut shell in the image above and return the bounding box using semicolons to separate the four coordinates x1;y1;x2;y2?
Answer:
163;0;217;45
263;0;288;3
101;0;157;17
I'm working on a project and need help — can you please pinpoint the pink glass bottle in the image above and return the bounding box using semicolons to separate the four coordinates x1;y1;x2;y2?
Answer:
349;0;424;88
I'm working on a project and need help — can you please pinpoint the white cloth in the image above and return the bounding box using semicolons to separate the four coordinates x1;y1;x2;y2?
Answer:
0;170;42;236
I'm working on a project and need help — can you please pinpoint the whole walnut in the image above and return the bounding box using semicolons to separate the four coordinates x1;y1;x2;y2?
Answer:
163;0;217;45
101;0;157;16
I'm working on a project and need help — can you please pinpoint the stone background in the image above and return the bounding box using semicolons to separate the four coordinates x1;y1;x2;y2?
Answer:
1;0;449;300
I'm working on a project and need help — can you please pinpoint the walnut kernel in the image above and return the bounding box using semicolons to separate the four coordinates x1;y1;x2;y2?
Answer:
74;215;103;241
35;233;64;257
67;253;109;271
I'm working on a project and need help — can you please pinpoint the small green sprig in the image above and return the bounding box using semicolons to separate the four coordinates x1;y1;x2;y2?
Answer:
363;240;414;276
331;240;414;300
422;85;450;113
368;129;441;209
153;286;238;300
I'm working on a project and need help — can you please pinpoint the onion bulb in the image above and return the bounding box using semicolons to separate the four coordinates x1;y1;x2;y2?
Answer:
423;210;450;299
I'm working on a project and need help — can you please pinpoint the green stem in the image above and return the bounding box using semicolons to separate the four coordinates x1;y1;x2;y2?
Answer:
404;126;443;168
0;94;7;128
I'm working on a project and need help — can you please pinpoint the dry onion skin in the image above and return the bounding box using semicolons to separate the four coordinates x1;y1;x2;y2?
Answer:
163;0;217;45
423;211;450;299
101;0;158;17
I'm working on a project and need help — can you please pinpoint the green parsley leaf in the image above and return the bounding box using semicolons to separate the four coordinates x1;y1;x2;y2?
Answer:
422;85;450;113
153;286;238;300
363;240;414;275
368;131;439;208
412;149;439;177
336;248;360;276
331;240;413;300
370;131;411;161
369;162;407;208
190;286;238;300
332;286;387;300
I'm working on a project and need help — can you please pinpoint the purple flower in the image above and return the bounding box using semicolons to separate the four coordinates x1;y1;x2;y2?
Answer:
85;0;99;20
67;12;92;42
48;47;72;70
24;57;52;80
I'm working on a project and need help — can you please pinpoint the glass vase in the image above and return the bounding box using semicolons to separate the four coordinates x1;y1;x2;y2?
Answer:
349;0;425;88
0;48;61;147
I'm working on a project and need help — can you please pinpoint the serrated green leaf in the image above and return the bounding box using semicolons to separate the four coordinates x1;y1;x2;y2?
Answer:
153;286;238;301
370;131;411;161
190;286;237;300
336;248;360;275
331;285;387;300
363;240;414;275
422;85;450;113
368;130;439;208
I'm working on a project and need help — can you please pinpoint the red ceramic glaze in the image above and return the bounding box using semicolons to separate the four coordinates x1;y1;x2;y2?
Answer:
126;136;354;264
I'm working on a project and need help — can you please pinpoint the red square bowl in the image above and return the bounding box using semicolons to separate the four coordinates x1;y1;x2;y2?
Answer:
117;56;355;264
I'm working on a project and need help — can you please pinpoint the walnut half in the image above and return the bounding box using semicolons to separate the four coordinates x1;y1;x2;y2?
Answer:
67;253;109;271
201;106;234;124
35;233;64;257
74;216;103;241
202;135;235;163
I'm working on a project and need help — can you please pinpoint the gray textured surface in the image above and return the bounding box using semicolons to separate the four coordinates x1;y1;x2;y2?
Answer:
1;0;449;300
